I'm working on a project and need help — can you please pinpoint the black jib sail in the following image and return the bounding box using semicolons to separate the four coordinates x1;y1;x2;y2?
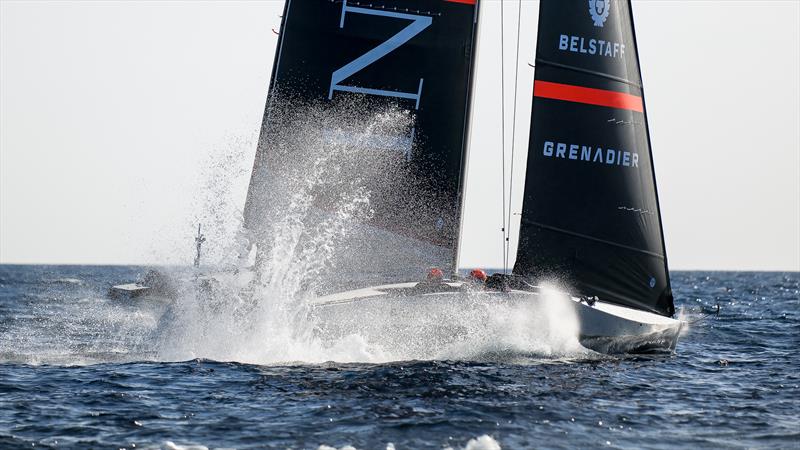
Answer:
244;0;479;275
513;0;674;316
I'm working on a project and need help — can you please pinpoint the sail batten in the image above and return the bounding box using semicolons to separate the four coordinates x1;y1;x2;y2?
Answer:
535;58;643;88
522;220;665;259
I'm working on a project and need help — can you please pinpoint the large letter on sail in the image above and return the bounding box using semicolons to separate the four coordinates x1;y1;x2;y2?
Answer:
329;0;432;109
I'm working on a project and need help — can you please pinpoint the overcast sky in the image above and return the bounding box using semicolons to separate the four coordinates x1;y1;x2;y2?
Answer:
1;0;798;271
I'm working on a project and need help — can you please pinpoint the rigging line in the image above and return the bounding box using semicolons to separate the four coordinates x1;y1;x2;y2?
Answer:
505;0;522;273
500;0;507;275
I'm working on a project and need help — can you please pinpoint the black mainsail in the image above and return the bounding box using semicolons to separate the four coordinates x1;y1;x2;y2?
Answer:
513;0;674;316
244;0;479;275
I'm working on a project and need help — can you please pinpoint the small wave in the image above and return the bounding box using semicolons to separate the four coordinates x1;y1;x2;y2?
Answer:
163;441;209;450
316;435;501;450
44;277;84;285
459;435;502;450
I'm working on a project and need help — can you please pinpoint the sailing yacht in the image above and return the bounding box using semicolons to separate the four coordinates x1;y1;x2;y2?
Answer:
243;0;683;354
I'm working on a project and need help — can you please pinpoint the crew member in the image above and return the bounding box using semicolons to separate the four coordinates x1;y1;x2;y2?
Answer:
426;268;444;283
466;268;487;289
414;267;446;292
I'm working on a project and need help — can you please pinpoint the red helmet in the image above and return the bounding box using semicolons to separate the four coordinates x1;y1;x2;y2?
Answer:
468;268;487;282
427;268;444;281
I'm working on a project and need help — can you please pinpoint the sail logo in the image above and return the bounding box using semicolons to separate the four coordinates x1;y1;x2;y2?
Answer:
542;140;639;168
588;0;611;27
559;35;625;59
329;0;431;110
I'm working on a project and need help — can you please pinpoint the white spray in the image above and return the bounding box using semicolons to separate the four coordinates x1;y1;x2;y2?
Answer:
149;100;590;364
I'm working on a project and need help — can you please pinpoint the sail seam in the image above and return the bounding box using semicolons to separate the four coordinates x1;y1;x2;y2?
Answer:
535;58;642;89
522;220;665;259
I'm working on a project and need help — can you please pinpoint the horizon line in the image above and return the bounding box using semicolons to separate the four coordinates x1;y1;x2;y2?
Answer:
0;261;797;273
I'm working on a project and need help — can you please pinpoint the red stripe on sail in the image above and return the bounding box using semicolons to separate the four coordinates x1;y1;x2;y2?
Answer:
534;80;644;113
444;0;477;4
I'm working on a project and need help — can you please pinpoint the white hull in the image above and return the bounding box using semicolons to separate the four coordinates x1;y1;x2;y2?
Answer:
108;283;151;300
311;282;683;355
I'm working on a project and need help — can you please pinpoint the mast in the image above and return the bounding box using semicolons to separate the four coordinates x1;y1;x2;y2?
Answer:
512;0;674;316
452;1;482;276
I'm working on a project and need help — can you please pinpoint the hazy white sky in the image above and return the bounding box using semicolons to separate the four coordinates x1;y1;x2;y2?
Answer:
1;0;798;271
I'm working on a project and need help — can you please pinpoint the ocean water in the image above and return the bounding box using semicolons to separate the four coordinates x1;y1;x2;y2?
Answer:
0;265;798;449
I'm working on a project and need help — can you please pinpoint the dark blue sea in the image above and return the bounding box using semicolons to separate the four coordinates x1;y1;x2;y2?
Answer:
0;265;797;449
